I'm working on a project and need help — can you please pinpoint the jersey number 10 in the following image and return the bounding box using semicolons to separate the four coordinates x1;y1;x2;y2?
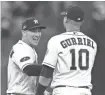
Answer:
70;49;89;70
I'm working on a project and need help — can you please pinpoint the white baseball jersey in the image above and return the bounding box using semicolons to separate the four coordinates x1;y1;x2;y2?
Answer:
7;40;38;95
43;31;97;89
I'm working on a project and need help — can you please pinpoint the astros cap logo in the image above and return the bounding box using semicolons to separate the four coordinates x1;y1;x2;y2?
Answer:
33;19;38;24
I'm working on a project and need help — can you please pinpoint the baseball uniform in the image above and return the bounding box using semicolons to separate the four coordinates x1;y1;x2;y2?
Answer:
7;40;38;95
42;31;97;95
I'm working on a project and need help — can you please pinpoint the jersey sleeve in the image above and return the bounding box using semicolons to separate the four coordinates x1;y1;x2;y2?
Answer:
12;45;36;70
42;37;58;69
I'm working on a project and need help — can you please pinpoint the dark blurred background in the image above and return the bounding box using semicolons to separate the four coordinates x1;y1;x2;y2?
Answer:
1;1;105;95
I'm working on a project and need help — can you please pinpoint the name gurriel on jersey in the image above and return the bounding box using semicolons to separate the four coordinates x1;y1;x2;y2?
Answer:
60;37;95;49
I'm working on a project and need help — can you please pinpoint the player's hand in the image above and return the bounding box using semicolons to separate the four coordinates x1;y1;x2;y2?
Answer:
44;90;51;95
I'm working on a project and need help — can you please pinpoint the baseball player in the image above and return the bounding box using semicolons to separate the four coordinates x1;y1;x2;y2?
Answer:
6;17;46;95
35;5;97;95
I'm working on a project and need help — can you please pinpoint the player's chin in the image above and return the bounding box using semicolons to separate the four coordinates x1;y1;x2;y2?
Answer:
32;40;39;46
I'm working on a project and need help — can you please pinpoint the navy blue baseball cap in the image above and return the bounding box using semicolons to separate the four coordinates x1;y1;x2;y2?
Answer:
61;5;84;22
22;17;46;30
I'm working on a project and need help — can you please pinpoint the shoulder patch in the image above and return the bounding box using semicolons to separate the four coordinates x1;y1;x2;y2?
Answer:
20;56;30;62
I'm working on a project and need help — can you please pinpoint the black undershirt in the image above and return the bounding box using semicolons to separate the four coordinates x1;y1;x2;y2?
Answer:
23;64;43;76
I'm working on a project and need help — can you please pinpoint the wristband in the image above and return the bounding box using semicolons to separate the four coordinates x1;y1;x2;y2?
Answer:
36;83;47;95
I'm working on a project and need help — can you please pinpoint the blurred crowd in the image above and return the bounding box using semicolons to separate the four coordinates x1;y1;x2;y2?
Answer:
1;1;74;38
1;1;105;95
1;1;105;47
1;1;105;40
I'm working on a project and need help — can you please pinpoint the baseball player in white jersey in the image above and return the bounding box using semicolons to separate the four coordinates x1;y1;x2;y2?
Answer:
35;5;97;95
6;17;46;95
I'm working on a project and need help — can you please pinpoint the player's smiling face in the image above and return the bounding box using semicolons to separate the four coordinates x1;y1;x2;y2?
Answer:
27;28;43;46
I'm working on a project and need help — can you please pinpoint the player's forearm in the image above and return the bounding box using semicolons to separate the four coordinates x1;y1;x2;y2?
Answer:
35;65;54;95
45;78;53;93
23;64;43;76
36;76;52;95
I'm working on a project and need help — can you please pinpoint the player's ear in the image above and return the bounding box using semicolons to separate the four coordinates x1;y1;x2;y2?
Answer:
21;30;27;36
64;16;68;23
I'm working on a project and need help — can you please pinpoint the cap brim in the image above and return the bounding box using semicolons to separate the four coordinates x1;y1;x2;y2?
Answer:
29;26;46;30
36;26;46;29
61;12;67;16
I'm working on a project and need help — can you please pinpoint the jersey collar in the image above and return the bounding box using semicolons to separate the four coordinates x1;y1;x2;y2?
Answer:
62;31;85;36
